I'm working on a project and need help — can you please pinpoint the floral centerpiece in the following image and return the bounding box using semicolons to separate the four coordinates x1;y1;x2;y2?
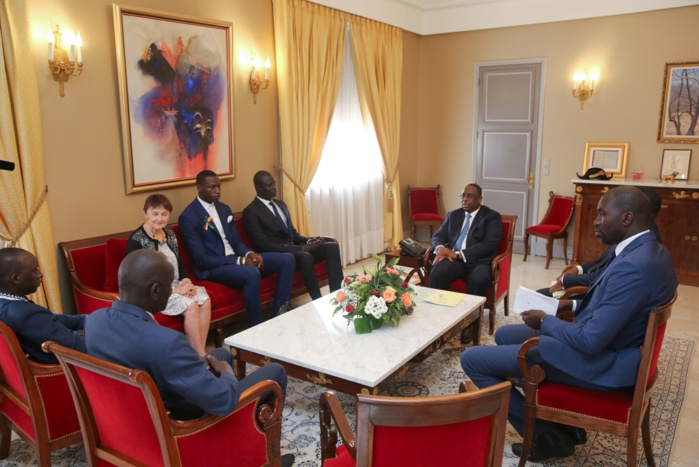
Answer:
331;254;416;334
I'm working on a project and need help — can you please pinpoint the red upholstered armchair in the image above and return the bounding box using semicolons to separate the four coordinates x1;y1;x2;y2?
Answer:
0;322;81;465
516;292;677;467
523;191;575;269
319;381;511;466
408;185;444;239
43;341;284;466
421;214;517;335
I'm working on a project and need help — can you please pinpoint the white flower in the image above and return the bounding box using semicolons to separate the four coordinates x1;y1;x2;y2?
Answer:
365;295;388;319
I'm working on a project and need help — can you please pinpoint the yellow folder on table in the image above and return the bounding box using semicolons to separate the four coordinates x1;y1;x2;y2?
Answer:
424;290;466;307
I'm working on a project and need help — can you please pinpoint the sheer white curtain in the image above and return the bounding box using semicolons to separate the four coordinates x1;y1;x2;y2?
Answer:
306;26;384;266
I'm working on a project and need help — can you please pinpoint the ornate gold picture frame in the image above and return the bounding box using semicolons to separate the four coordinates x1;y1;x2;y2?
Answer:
114;4;235;194
657;61;699;144
583;142;629;178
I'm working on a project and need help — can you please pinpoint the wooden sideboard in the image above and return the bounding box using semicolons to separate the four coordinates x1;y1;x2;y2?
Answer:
572;179;699;287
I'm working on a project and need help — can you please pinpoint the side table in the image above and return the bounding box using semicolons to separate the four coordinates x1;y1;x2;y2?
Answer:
385;249;428;284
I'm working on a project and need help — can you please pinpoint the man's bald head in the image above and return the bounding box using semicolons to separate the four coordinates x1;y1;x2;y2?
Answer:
118;250;174;313
595;186;652;245
0;248;43;296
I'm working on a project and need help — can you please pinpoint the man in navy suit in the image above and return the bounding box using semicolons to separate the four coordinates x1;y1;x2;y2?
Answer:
242;170;343;300
178;170;295;327
461;186;678;462
0;248;85;364
429;183;502;296
85;250;289;419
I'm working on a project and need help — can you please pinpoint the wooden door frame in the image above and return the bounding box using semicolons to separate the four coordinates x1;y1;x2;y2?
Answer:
471;58;547;255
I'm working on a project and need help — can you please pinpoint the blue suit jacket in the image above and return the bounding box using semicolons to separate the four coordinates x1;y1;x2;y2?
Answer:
0;299;85;364
85;301;240;417
431;205;502;264
178;198;252;280
539;231;678;388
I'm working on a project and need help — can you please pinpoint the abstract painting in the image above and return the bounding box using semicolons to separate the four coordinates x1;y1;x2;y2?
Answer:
114;4;235;193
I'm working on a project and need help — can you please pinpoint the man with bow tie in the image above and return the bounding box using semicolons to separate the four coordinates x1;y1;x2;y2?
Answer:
242;171;343;301
179;170;295;327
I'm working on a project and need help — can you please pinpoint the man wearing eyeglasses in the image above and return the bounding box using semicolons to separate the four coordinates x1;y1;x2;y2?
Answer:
430;183;502;298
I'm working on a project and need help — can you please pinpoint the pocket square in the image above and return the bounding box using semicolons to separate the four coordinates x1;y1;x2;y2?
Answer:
227;215;233;223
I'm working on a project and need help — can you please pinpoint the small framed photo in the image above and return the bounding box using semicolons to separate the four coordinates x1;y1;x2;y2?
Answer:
658;61;699;143
583;142;629;178
660;149;691;181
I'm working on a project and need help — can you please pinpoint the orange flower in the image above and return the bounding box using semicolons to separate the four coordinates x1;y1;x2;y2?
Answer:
382;287;397;303
336;290;346;302
401;292;412;307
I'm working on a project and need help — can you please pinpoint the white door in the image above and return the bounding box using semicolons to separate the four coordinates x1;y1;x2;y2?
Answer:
474;61;544;254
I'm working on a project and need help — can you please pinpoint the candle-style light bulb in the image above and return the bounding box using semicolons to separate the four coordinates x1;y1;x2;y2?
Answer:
75;32;83;63
47;29;55;61
265;57;271;80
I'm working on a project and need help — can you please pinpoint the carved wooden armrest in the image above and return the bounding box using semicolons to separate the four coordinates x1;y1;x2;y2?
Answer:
422;248;435;275
319;391;356;462
170;380;283;435
517;337;546;386
561;286;588;299
490;246;511;282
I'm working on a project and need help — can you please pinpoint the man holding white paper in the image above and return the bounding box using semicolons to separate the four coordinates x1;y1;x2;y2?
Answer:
460;186;678;462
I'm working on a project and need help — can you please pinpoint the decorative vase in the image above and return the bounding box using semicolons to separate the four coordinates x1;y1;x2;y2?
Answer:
353;316;383;334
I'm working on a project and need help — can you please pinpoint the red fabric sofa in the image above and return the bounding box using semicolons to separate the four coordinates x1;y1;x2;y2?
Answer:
59;215;334;346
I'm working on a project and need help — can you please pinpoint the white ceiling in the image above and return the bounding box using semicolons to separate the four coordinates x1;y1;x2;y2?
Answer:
310;0;699;35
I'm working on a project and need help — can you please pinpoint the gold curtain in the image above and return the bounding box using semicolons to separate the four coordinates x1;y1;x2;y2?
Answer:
272;0;346;236
349;17;404;250
0;1;61;311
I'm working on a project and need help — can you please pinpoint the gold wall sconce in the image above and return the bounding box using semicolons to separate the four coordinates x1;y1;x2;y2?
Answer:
572;69;598;109
249;54;270;104
47;25;83;97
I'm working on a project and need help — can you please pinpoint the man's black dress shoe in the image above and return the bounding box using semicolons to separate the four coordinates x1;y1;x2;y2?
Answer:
460;327;473;344
280;453;295;467
558;424;587;445
511;429;575;461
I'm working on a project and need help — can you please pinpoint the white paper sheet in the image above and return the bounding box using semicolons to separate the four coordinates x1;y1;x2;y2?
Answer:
513;286;558;315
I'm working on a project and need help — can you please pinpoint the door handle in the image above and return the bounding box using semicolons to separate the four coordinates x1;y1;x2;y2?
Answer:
523;172;534;190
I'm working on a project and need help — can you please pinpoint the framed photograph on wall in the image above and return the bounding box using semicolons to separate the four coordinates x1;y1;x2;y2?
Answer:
660;149;691;181
113;4;235;194
583;142;629;178
657;61;699;143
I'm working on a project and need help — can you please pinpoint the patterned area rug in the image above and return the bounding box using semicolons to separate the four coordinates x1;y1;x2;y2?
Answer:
1;310;693;466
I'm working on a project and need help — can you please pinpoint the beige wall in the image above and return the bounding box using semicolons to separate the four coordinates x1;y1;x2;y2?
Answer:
30;0;278;245
23;1;698;310
409;5;699;223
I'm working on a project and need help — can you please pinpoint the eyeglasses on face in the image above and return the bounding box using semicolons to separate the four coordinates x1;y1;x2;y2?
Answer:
459;193;479;200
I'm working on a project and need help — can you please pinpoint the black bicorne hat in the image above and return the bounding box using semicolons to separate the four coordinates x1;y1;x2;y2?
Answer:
576;167;612;180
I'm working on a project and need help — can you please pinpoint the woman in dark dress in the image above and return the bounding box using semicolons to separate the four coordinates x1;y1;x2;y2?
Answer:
127;194;211;357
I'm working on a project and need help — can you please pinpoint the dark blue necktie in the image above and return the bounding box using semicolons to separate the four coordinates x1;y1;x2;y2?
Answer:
269;201;288;231
454;212;471;251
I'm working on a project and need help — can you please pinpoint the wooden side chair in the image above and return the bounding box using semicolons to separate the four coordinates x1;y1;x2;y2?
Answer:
516;291;678;467
0;322;81;466
408;185;444;240
523;191;575;269
43;341;284;466
319;380;511;466
418;214;517;335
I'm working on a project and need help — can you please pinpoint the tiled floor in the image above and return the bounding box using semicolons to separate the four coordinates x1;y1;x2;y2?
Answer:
296;252;699;465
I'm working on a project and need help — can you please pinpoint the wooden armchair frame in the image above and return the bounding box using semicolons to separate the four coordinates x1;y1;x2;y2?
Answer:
319;381;511;466
43;341;284;466
523;191;575;269
516;291;677;467
0;322;81;466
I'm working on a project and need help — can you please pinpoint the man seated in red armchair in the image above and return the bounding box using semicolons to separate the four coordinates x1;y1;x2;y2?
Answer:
0;248;86;364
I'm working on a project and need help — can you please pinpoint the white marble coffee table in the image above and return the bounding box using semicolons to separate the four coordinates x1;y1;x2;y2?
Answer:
224;287;485;395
